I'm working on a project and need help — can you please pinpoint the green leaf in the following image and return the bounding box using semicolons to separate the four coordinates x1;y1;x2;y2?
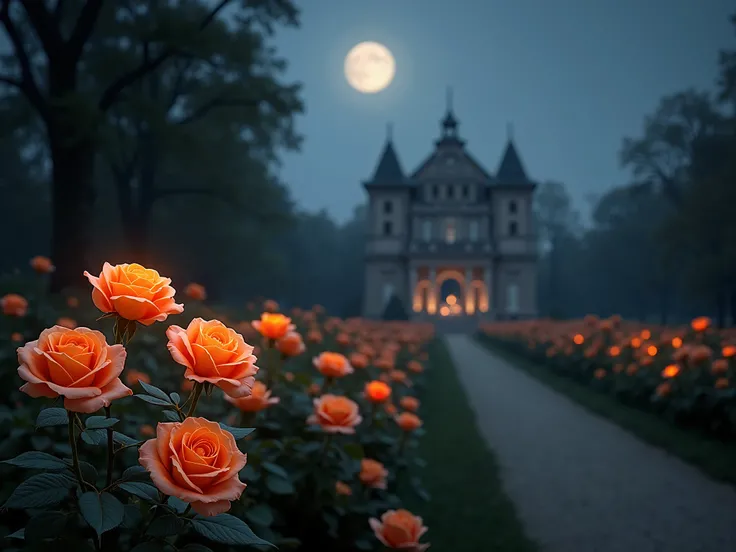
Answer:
219;423;255;440
135;395;172;407
113;432;142;447
167;495;188;513
170;392;181;404
85;416;119;429
121;465;149;482
265;474;294;495
240;464;260;482
147;513;184;537
36;408;68;428
2;451;68;470
190;514;275;547
138;381;173;403
5;528;24;540
296;441;322;455
162;410;180;422
261;461;288;479
180;545;214;552
81;428;107;445
3;472;76;509
122;504;143;529
25;511;68;543
342;443;364;460
30;435;52;450
119;482;160;503
78;491;125;537
245;503;274;527
79;461;99;484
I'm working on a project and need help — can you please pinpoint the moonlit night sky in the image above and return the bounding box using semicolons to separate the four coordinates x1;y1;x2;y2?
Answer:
272;0;734;223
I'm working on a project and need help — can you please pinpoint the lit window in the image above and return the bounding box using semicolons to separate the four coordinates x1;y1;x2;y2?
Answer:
445;218;456;244
469;220;479;242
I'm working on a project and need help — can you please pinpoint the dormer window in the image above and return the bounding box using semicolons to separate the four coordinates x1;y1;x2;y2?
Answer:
509;200;518;214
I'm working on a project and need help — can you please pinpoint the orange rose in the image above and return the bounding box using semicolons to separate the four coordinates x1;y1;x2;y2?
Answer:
360;459;388;489
336;481;352;496
369;509;430;551
307;395;362;434
395;412;422;432
56;317;77;329
307;329;323;344
125;369;152;387
225;381;279;412
407;360;424;374
139;417;247;516
2;294;28;317
313;352;354;378
252;312;293;340
263;299;279;313
400;396;419;412
30;255;55;274
167;318;258;398
11;332;23;343
350;352;369;369
84;262;184;325
365;380;391;403
185;282;207;301
277;331;305;357
17;326;132;413
67;296;80;308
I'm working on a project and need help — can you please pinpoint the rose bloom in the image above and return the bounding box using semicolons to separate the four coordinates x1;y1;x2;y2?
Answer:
11;332;23;343
1;294;28;317
336;481;352;496
370;509;430;551
307;329;323;344
400;396;420;412
360;459;388;489
139;417;247;516
263;299;279;313
350;352;369;369
407;360;424;374
396;412;422;432
252;312;294;340
307;395;362;434
307;382;321;396
185;282;207;301
365;380;392;403
84;262;184;325
30;256;55;274
277;331;305;357
67;296;80;308
314;352;354;378
17;326;132;413
125;369;152;387
56;317;77;329
167;318;258;398
336;332;351;346
225;381;279;412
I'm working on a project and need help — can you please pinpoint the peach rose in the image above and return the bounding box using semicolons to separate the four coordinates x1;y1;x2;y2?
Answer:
307;395;362;434
139;417;247;516
252;313;293;340
2;294;28;317
224;381;279;412
336;481;352;496
17;326;132;413
360;459;388;489
369;509;430;551
277;331;305;357
185;282;207;301
313;352;354;378
396;412;422;432
307;329;323;344
400;396;419;412
167;318;259;399
84;262;183;325
30;256;55;274
365;380;392;403
350;352;369;369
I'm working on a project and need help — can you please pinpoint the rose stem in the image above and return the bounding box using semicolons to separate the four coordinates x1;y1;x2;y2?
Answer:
186;383;204;417
105;406;114;487
68;411;89;491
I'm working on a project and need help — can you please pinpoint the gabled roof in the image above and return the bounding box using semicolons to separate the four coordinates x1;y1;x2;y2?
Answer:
409;146;493;181
496;140;530;184
365;139;408;186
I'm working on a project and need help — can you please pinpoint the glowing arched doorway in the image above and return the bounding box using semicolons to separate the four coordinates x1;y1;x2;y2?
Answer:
435;270;465;317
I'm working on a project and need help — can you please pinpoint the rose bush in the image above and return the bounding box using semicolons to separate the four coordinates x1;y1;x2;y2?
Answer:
0;259;435;552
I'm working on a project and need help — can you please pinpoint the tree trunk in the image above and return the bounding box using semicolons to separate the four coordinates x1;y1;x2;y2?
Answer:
48;135;96;292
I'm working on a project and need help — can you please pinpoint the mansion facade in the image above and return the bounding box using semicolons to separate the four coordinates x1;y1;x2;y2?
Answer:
362;102;538;323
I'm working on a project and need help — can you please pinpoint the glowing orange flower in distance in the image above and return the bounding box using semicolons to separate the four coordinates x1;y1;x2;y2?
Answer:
252;312;294;340
365;381;392;403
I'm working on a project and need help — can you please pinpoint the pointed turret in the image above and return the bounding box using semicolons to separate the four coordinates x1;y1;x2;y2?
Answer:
364;123;408;187
496;138;530;184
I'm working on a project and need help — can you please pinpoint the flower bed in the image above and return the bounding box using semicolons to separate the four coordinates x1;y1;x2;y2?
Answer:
0;259;434;551
479;316;736;439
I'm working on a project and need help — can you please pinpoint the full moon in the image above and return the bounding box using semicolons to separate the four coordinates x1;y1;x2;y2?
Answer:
344;42;396;94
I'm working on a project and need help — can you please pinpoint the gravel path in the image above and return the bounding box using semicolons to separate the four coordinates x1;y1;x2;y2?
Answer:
445;335;736;552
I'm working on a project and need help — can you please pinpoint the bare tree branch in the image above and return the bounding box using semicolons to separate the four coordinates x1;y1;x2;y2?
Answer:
66;0;104;64
0;74;22;88
0;0;49;121
98;0;236;112
21;1;63;59
175;97;260;125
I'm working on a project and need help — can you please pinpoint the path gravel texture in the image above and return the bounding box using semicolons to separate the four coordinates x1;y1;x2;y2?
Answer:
444;334;736;552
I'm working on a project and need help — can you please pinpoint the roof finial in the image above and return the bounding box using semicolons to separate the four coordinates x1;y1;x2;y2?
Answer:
507;122;514;141
386;122;393;142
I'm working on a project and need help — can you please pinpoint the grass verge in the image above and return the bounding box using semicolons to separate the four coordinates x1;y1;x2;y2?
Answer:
407;338;538;552
476;335;736;486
